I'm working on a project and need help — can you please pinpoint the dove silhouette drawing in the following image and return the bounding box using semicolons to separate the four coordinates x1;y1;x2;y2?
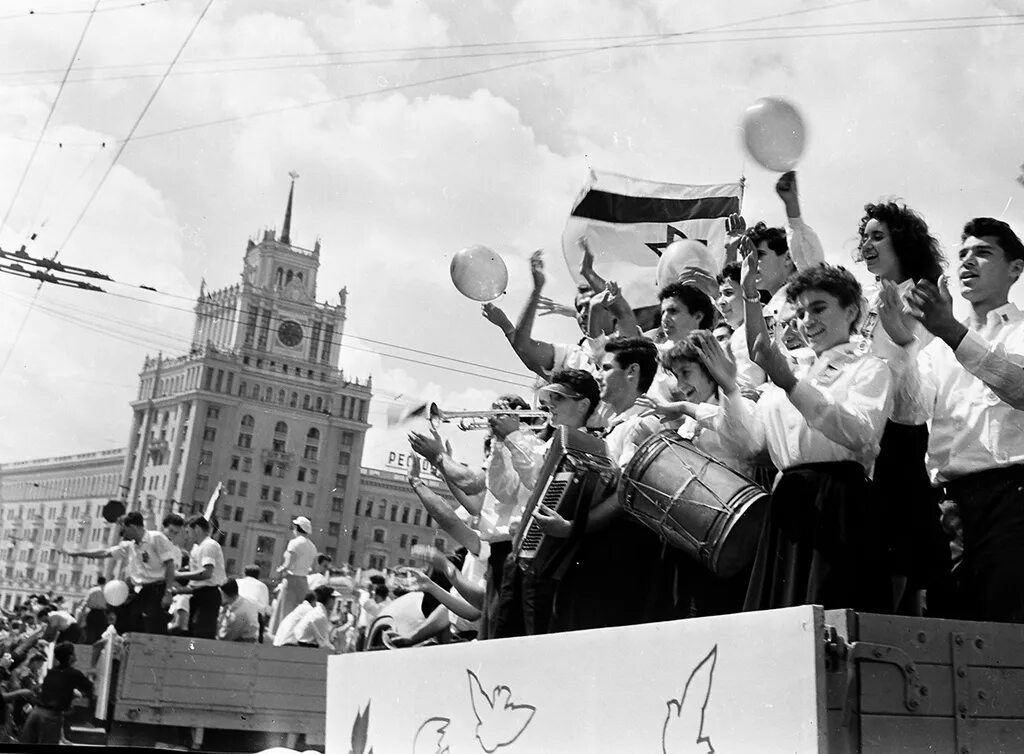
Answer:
412;716;451;754
467;669;536;752
662;645;717;754
349;701;373;754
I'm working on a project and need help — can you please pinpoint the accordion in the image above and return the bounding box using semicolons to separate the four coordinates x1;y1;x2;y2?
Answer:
512;426;618;579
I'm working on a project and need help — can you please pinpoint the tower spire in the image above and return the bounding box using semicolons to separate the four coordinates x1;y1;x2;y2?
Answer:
281;170;299;245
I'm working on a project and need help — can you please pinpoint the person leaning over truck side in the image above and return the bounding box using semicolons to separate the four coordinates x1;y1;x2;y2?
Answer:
268;516;318;636
177;516;227;640
66;511;177;634
216;579;260;643
236;564;271;643
19;642;93;745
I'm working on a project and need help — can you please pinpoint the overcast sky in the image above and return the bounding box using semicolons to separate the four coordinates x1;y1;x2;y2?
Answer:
0;0;1021;470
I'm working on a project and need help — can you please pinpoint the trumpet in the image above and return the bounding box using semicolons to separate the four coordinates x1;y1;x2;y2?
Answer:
428;402;550;432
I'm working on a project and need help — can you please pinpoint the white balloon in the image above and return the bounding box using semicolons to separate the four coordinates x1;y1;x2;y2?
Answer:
655;239;720;300
450;245;508;302
102;579;130;607
741;97;807;172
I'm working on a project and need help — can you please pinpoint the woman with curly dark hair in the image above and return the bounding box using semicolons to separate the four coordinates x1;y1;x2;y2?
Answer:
856;201;952;617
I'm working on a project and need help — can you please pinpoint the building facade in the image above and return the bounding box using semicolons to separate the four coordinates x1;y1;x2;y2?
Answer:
0;449;122;607
350;465;457;570
120;182;372;576
0;183;464;607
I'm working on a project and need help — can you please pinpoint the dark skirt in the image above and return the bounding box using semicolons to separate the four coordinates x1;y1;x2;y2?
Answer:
551;516;681;632
946;464;1024;623
744;461;890;613
874;421;951;587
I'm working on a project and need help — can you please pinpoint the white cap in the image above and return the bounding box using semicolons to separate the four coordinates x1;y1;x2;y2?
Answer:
292;516;312;535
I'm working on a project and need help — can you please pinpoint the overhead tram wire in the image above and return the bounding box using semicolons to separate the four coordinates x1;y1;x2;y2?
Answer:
0;0;173;21
4;10;1020;82
0;283;539;390
0;0;101;380
52;0;217;255
0;0;100;237
17;0;875;148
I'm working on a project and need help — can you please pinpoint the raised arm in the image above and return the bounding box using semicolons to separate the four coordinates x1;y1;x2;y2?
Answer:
578;237;607;294
409;474;482;557
740;242;773;355
509;250;558;377
776;172;825;270
408;428;486;495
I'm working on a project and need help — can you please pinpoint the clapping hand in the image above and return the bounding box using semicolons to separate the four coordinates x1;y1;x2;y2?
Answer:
878;279;916;347
408;425;445;468
739;241;760;300
693;330;738;394
905;276;965;346
635;393;686;420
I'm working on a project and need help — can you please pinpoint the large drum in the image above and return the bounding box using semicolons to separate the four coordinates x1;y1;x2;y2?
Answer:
620;431;769;578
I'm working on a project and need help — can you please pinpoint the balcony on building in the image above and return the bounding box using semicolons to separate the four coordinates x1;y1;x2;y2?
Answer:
261;449;294;467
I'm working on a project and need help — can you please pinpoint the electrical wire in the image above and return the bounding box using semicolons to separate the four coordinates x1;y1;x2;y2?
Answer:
1;284;540;389
53;0;217;254
0;0;172;21
0;0;100;237
5;11;1020;82
6;0;875;148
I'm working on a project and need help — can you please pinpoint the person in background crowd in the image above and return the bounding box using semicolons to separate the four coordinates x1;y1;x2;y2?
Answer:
717;261;766;389
292;586;336;649
177;516;227;640
268;517;318;636
79;576;108;644
217;579;260;643
354;583;389;652
307;555;332;591
237;565;271;643
895;217;1024;623
272;592;317;648
19;643;93;745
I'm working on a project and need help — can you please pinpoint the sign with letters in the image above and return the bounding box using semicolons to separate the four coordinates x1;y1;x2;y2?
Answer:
327;606;826;753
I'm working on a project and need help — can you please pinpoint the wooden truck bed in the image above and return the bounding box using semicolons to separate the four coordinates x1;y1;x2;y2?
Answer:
108;633;328;750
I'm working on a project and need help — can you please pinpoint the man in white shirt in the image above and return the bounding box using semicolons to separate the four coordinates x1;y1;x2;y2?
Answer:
236;565;270;642
216;579;260;643
272;593;316;647
306;555;332;591
68;511;178;634
896;217;1024;623
176;516;226;639
354;584;389;651
293;586;336;649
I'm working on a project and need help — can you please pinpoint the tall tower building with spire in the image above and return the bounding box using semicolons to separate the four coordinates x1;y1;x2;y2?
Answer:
120;179;371;573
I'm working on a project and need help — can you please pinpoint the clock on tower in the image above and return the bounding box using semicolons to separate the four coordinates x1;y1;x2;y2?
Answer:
277;320;304;348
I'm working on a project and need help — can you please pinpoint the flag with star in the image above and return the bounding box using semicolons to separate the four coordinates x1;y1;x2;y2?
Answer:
562;170;742;308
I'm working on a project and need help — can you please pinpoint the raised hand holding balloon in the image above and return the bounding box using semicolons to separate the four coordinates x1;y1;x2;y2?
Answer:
741;97;807;172
450;245;508;302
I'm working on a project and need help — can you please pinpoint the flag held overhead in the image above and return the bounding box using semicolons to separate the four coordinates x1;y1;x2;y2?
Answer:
562;170;742;308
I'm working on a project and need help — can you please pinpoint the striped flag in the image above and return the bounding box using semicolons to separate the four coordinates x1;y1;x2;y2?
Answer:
204;481;224;534
562;170;743;308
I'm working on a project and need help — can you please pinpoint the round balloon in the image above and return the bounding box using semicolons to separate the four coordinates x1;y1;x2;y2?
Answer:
103;579;130;607
655;239;720;301
741;97;807;172
450;245;508;302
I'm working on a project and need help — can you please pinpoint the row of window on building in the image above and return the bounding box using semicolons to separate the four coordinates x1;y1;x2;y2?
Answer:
1;473;120;503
